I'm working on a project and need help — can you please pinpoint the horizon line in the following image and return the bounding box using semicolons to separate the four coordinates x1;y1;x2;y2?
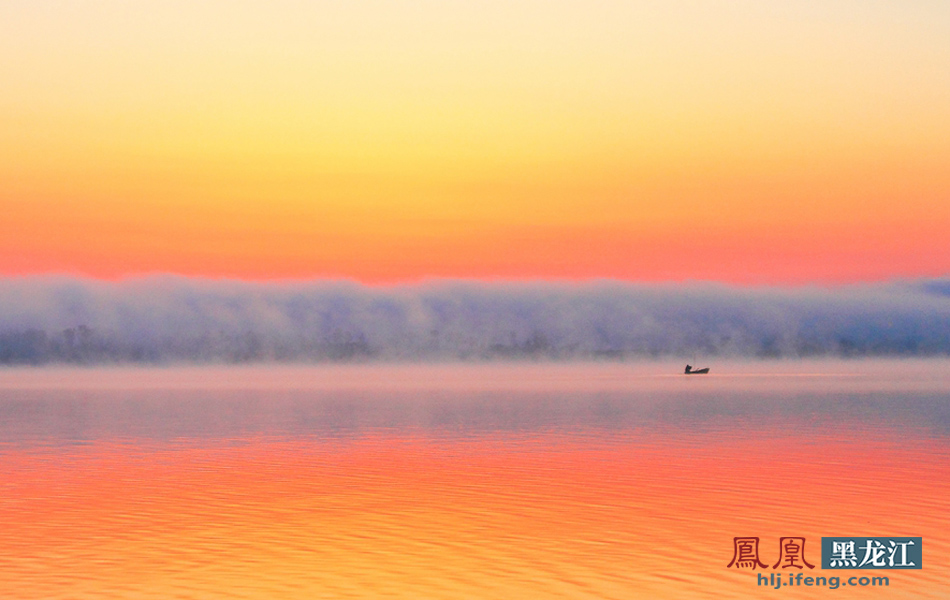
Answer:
2;272;947;289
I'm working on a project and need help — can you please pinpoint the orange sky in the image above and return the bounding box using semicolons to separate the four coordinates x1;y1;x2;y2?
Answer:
1;1;949;283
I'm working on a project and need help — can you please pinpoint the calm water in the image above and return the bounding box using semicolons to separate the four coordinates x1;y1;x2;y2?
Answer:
1;361;949;599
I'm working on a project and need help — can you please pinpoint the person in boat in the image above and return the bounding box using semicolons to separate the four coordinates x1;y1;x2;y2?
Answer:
685;364;692;374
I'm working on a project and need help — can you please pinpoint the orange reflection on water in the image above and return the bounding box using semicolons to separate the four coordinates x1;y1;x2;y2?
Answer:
2;425;948;599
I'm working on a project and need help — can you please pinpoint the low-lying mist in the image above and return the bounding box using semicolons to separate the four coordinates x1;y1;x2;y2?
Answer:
1;276;949;364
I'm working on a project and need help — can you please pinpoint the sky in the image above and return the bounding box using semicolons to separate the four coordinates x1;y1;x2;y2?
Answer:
1;1;949;283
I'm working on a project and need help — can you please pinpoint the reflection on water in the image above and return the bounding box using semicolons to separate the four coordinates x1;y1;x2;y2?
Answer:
1;361;949;599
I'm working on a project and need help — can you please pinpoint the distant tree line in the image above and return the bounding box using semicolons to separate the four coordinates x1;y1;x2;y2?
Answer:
0;326;376;365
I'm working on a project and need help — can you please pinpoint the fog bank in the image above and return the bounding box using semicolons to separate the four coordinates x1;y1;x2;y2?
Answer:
1;277;949;364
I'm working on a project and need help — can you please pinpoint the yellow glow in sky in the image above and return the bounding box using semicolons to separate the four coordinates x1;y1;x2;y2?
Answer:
1;1;949;281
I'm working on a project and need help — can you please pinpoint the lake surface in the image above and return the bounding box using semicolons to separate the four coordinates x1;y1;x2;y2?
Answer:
1;360;949;599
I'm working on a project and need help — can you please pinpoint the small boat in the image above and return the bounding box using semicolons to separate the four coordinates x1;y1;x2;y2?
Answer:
684;364;709;375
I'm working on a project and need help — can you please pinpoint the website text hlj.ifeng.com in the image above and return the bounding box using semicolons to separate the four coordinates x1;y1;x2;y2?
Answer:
757;572;888;589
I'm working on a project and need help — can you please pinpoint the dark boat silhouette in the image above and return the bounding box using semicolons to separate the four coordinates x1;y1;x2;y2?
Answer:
684;364;709;375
